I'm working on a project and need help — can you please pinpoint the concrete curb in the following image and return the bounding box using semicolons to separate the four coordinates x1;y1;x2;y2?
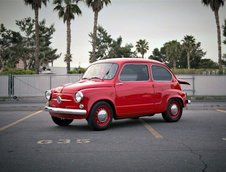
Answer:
185;103;226;110
0;103;45;111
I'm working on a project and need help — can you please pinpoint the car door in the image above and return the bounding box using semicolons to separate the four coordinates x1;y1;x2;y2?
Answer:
151;64;176;111
115;63;155;117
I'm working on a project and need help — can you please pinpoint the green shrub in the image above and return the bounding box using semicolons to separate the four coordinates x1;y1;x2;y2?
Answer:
0;68;35;75
69;67;86;74
171;68;224;75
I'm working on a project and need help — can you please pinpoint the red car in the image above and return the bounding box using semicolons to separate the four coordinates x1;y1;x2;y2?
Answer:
45;58;190;130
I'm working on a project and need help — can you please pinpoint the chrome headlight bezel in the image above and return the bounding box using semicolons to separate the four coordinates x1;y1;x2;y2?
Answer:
75;91;83;103
45;90;52;100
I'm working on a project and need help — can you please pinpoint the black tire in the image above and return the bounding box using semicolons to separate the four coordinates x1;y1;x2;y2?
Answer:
131;117;139;120
51;116;73;126
162;99;183;122
88;101;113;130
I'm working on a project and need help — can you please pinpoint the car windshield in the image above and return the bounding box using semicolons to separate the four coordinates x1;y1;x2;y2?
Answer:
82;63;118;80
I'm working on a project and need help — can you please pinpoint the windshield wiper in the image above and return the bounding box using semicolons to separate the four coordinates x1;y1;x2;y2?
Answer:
89;77;103;80
102;70;110;80
81;77;103;80
101;64;113;80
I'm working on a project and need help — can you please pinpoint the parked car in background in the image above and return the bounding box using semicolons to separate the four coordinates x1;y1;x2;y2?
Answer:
45;58;190;130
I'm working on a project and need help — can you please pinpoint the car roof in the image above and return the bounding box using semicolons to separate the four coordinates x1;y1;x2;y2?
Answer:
94;58;164;66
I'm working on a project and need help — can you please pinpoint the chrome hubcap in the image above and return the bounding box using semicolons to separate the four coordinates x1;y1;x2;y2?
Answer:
171;104;178;115
97;109;108;122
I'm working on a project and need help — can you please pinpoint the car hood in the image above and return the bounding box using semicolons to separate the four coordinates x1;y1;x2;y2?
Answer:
57;80;114;94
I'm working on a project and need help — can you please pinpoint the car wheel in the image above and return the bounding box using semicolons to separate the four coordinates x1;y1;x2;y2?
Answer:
88;101;113;130
162;99;182;122
51;116;73;126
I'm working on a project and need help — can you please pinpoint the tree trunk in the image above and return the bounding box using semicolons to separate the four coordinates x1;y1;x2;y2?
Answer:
173;59;176;69
34;7;40;74
214;10;222;73
187;52;190;69
22;58;28;70
91;11;98;63
0;54;3;69
66;19;71;74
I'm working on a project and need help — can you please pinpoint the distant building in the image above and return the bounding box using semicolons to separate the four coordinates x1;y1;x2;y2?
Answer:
49;67;67;75
16;60;67;75
40;66;67;75
16;60;25;69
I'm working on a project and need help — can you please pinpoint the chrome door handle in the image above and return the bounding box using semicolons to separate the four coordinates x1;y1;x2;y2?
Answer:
116;83;123;86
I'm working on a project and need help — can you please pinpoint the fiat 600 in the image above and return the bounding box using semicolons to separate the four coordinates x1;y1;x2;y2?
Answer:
45;58;190;130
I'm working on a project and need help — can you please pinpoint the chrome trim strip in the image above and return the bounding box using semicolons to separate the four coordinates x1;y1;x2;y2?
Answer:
53;98;72;102
44;106;87;115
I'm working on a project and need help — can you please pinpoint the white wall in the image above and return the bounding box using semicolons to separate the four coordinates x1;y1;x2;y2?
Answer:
0;74;226;97
194;75;226;96
0;75;8;97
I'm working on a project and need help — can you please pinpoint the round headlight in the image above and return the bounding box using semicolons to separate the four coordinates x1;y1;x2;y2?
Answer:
75;91;83;103
45;90;51;100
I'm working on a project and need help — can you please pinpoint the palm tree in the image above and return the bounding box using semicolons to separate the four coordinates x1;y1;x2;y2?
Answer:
24;0;49;74
223;19;226;44
182;35;196;69
202;0;225;73
182;35;206;69
164;40;181;69
53;0;82;73
86;0;111;63
136;39;149;58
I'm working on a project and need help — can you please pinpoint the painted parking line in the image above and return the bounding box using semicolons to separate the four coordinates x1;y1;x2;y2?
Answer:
37;139;91;145
139;118;163;139
0;110;43;132
216;109;226;113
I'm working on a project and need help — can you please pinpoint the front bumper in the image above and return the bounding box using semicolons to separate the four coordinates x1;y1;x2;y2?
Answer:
44;106;87;115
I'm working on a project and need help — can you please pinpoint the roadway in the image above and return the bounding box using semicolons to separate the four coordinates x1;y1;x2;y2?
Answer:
0;105;226;172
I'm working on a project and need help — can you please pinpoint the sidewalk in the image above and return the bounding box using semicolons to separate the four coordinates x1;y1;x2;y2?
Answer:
185;101;226;110
0;96;46;111
0;97;225;111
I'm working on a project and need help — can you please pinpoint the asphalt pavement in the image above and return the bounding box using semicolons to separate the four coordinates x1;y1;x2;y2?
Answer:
0;108;226;172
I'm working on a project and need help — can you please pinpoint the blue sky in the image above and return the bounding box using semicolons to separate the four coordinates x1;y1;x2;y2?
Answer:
0;0;226;68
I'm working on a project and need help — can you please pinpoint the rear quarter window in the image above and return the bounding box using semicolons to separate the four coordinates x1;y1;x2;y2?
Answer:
151;65;172;81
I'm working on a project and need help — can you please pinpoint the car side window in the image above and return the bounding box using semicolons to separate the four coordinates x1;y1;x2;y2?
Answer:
120;64;149;81
151;65;172;81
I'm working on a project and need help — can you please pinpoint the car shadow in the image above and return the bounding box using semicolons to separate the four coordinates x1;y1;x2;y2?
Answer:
52;123;91;132
51;115;165;132
111;117;164;130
